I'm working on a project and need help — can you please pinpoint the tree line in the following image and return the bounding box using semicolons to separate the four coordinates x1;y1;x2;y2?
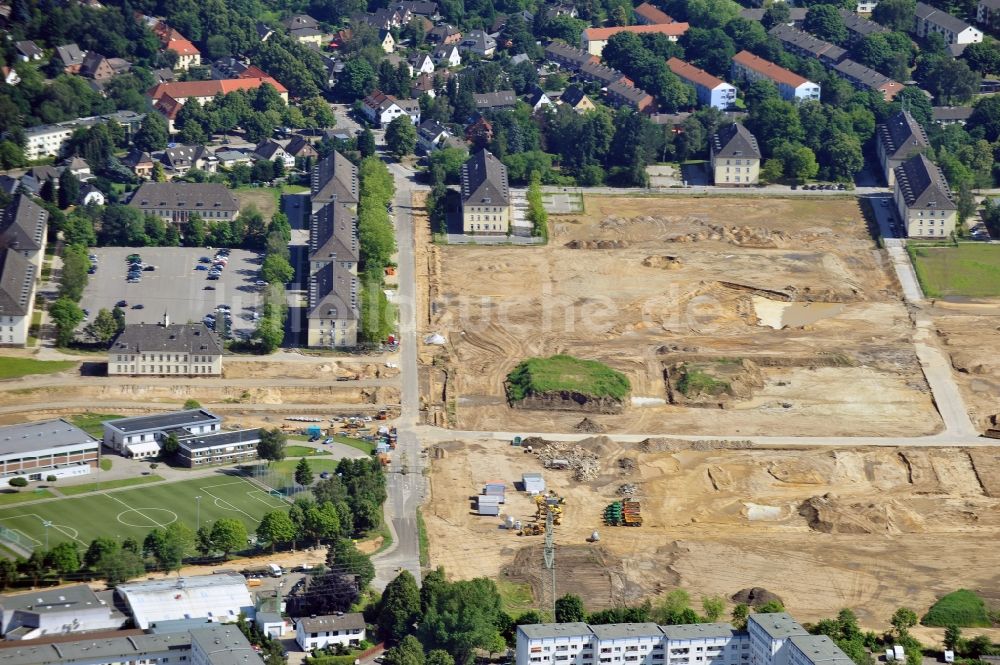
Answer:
357;157;397;344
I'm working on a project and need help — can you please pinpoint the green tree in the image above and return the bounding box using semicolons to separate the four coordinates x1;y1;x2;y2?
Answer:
0;558;18;590
59;244;90;301
152;161;167;182
84;537;118;569
58;169;81;209
162;432;180;457
183;398;201;409
384;635;426;665
892;607;918;636
186;214;206;246
86;308;121;344
774;143;819;182
823;133;864;181
260;253;294;285
757;600;786;613
426;650;455;665
338;58;378;100
96;547;146;585
379;570;422;645
8;477;27;488
196;525;215;556
731;603;750;629
873;0;915;31
556;594;586;623
703;596;726;622
294;458;313;486
329;538;376;587
804;5;847;44
943;625;962;651
257;428;287;462
49;297;84;346
256;511;296;553
134;112;169;152
359;128;377;157
156;522;194;573
386;115;418;158
527;170;548;238
965;635;992;658
210;518;248;560
419;576;506;665
45;541;80;579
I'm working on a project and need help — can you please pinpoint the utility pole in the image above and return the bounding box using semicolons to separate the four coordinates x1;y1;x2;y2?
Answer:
196;496;202;531
543;503;556;618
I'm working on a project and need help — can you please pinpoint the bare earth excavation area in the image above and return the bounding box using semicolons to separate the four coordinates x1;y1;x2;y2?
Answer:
425;438;1000;627
422;196;939;436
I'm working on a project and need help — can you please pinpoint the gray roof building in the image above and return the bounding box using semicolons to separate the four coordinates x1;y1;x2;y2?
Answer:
932;105;973;124
838;9;889;38
579;60;627;85
788;635;857;665
177;428;262;451
283;14;320;30
0;419;97;459
104;409;221;436
461;149;510;207
461;29;497;54
517;622;593;639
712;122;760;159
878;111;929;161
110;322;223;356
310;201;359;264
915;2;977;35
660;623;740;640
768;24;846;64
545;40;595;69
55;43;86;68
894;154;957;210
748;613;809;640
1;194;48;253
0;249;35;317
590;623;664;640
297;613;366;634
0;584;125;640
128;182;238;217
14;41;43;60
311;150;359;208
308;260;359;322
474;90;517;110
739;7;807;22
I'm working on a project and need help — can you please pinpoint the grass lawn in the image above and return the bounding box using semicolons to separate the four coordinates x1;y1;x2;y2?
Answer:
417;507;429;567
284;445;332;457
235;186;281;219
0;489;55;506
496;579;537;616
70;413;123;439
269;458;341;476
0;475;288;550
908;244;1000;298
57;475;164;496
331;435;375;455
922;589;991;627
0;358;78;380
507;354;631;401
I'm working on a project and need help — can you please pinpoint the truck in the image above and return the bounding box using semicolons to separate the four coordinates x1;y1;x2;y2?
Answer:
242;563;283;578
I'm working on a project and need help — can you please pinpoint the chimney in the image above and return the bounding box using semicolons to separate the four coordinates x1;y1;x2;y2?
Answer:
162;311;170;327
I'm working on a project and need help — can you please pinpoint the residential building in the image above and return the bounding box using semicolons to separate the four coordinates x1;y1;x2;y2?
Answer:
101;409;222;458
311;150;359;211
412;72;438;98
254;139;295;169
2;66;18;86
0;624;263;665
739;7;808;23
710;122;761;186
80;52;121;82
147;77;288;108
286;135;320;161
417;119;453;152
0;584;124;639
731;51;820;101
579;60;629;86
606;80;656;112
787;635;856;665
544;40;597;70
932;105;973;125
410;51;436;74
474;89;518;111
0;419;100;485
634;1;674;24
527;86;555;111
429;24;463;44
977;0;1000;28
838;9;889;40
667;57;737;110
461;29;497;56
876;111;929;186
154;23;201;70
461;149;512;234
284;14;320;31
856;0;879;11
378;29;397;53
832;58;902;100
545;3;578;19
55;43;86;73
116;574;255;630
214;148;254;168
914;2;982;45
434;44;462;67
61;156;91;178
747;613;809;665
2;194;48;266
309;201;359;275
176;428;262;467
295;613;366;651
128;182;238;224
284;14;323;44
161;144;218;174
22;110;144;160
14;40;42;62
581;23;689;55
768;24;846;64
466;116;494;144
560;86;597;112
396;0;439;16
307;259;359;348
0;249;35;347
893;154;958;238
362;90;421;125
77;183;105;206
121;148;155;178
108;318;223;377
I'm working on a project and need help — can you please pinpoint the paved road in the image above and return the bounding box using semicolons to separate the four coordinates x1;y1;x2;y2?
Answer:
544;185;890;197
371;160;425;590
0;400;393;416
0;375;396;390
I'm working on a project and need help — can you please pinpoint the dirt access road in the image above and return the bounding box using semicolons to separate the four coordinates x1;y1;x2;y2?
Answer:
420;196;940;437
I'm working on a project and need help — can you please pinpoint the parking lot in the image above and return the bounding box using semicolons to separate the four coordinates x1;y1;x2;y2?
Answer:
79;246;265;338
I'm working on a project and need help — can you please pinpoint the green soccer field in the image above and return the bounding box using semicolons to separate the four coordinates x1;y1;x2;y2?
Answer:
0;475;289;552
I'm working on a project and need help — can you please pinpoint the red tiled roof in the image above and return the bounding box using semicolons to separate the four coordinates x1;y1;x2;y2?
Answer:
582;23;689;40
154;93;182;119
732;50;808;88
166;37;200;56
237;65;271;79
148;77;288;100
667;57;725;90
634;2;674;24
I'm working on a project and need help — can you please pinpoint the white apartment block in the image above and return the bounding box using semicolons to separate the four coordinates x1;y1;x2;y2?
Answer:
731;51;820;102
22;111;144;160
914;2;982;45
856;0;877;12
517;614;820;665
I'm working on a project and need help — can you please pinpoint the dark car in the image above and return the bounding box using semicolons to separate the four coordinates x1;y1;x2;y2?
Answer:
200;256;213;263
132;304;144;309
207;274;220;280
88;266;96;274
204;285;216;290
320;471;332;479
116;300;128;307
195;265;208;271
143;265;155;271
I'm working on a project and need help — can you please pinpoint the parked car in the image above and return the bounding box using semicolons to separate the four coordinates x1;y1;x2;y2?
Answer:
126;254;141;262
320;471;332;479
143;265;155;271
87;266;96;274
204;285;216;290
132;304;144;309
195;265;208;270
88;254;98;261
207;274;220;280
116;300;127;307
199;256;213;263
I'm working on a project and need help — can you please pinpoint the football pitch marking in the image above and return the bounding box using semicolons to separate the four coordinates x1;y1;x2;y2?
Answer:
197;479;271;524
102;492;171;530
0;514;85;545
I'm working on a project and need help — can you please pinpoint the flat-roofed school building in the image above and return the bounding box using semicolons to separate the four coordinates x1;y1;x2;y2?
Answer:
0;419;99;483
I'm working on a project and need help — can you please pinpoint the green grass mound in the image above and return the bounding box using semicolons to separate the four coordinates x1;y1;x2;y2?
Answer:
677;368;730;397
506;355;630;402
922;589;992;627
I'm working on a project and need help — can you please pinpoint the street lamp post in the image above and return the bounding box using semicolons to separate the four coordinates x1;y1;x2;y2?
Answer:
42;521;52;550
196;496;202;531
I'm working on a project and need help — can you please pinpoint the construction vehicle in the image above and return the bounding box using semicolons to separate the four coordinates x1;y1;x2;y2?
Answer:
604;500;642;526
519;523;543;536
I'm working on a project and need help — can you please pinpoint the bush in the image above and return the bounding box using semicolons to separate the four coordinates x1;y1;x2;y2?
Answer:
8;477;28;488
922;590;992;627
506;355;631;401
677;368;731;397
100;458;112;471
46;475;57;482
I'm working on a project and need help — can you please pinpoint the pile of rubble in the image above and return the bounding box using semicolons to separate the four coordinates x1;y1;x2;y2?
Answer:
638;438;754;453
666;223;790;249
575;417;606;433
617;483;639;496
535;441;601;481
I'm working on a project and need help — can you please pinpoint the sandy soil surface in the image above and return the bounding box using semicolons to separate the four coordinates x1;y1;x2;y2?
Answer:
419;196;939;436
926;300;1000;431
425;438;1000;628
223;360;399;380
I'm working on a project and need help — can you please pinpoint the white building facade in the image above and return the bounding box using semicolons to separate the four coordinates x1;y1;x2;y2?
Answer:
296;613;367;651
